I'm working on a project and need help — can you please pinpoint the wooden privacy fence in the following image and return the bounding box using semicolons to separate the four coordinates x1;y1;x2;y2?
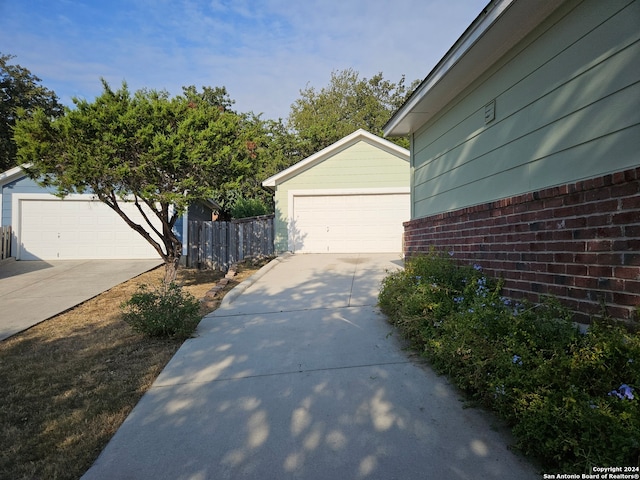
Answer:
187;215;274;270
1;226;11;260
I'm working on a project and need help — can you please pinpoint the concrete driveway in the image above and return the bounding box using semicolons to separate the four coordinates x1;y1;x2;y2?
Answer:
0;258;162;341
82;253;538;480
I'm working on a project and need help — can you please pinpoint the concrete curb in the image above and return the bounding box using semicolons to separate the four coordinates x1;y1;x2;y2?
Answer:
218;253;292;309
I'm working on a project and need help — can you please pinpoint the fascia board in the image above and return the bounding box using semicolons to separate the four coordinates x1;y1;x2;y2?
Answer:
384;0;566;137
384;0;513;136
262;129;408;188
0;164;29;186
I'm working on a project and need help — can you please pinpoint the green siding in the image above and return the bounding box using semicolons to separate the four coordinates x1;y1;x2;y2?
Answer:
272;140;409;252
282;141;408;189
273;189;289;252
411;0;640;219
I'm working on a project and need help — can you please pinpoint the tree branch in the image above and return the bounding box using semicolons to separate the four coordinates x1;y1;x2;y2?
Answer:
100;191;167;260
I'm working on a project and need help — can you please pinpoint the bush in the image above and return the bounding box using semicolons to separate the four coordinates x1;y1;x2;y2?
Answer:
231;198;270;219
121;282;201;340
379;251;640;472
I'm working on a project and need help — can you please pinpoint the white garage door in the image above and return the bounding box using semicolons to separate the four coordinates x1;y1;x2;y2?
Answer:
18;197;162;260
291;193;409;253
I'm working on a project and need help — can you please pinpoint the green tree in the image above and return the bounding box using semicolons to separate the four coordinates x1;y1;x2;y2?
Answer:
230;197;270;219
182;84;235;111
0;53;63;171
235;116;304;211
287;68;419;157
15;80;256;282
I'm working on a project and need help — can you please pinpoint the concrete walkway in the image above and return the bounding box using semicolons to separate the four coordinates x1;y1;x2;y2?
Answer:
82;253;539;480
0;258;162;341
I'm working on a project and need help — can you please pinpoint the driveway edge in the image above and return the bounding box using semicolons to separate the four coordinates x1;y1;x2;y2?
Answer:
219;253;293;309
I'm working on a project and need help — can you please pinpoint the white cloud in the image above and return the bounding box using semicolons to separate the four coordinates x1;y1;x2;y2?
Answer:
0;0;488;119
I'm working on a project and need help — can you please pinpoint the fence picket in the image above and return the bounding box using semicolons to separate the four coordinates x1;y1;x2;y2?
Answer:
187;215;274;270
0;226;11;260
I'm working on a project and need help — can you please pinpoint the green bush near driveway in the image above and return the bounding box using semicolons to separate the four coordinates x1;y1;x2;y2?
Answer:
121;282;201;340
379;250;639;472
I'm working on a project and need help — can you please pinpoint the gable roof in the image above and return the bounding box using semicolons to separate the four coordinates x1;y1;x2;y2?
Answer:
384;0;566;137
0;165;28;186
262;129;409;189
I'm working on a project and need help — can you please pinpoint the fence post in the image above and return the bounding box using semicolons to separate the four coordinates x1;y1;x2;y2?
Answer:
213;222;223;271
202;222;210;270
0;226;11;260
186;222;192;268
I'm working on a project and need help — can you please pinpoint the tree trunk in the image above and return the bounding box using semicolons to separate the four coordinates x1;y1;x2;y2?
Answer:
161;223;183;284
163;256;180;284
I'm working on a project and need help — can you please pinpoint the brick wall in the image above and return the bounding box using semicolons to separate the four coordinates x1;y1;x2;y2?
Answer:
403;167;640;324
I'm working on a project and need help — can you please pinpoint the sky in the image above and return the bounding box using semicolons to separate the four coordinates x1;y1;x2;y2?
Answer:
0;0;488;121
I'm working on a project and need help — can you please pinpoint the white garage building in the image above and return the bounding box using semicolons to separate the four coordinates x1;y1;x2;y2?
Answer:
0;166;188;261
262;129;410;254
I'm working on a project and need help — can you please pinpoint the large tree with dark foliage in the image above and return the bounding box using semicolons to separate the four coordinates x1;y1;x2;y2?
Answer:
15;80;258;282
0;53;63;171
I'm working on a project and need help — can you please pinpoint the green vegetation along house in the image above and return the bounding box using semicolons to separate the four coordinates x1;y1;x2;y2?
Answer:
384;0;640;323
262;129;409;254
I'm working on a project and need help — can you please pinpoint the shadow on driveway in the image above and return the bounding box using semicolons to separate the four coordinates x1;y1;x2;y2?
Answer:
83;254;538;480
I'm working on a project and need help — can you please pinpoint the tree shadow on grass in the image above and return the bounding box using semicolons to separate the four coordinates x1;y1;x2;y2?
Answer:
0;315;182;480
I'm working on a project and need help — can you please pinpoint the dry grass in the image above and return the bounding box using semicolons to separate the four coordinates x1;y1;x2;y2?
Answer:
0;259;269;480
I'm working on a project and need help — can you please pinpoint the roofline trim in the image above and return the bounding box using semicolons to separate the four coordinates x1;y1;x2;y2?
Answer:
0;164;29;185
262;129;409;188
384;0;513;136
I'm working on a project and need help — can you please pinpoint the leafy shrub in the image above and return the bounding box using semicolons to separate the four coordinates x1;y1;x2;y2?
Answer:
121;282;201;340
379;249;481;327
379;251;640;472
231;198;270;219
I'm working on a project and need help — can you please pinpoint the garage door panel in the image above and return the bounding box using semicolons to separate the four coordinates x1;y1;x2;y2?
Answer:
19;198;161;260
292;193;408;253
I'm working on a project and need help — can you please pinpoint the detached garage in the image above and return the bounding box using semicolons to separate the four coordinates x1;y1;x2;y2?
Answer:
1;167;163;260
14;194;161;260
262;129;410;254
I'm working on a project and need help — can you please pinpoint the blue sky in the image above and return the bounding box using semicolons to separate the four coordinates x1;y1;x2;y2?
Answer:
1;0;487;120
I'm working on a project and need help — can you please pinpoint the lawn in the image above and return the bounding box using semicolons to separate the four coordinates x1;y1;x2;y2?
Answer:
0;259;269;480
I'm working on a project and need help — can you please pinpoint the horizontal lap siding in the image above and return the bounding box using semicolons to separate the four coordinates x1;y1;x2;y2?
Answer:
282;142;408;189
273;188;289;252
412;0;640;219
404;167;640;323
406;0;640;323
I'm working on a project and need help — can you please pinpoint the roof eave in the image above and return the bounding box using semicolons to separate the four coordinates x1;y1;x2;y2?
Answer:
0;164;29;186
384;0;567;137
262;129;408;188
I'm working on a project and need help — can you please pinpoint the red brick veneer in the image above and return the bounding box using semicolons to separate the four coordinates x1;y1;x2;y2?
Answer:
403;167;640;323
